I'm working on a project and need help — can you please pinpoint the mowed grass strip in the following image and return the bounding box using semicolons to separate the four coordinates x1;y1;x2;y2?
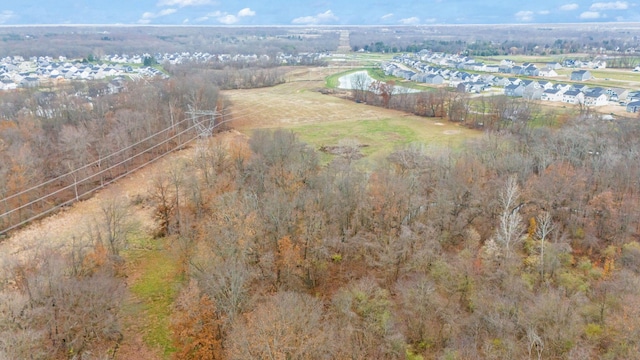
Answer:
282;116;479;164
128;240;182;359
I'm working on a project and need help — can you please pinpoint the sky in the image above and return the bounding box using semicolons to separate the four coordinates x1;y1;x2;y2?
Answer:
0;1;639;26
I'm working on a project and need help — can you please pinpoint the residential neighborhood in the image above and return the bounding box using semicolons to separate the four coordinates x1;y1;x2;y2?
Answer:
0;51;330;91
384;51;640;113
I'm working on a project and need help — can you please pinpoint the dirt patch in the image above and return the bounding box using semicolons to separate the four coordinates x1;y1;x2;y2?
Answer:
319;144;369;159
434;122;445;126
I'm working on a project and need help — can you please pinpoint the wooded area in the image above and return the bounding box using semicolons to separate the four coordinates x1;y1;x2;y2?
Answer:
1;25;640;358
3;94;640;358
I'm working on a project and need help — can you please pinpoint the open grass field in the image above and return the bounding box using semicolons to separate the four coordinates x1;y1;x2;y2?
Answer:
225;66;480;164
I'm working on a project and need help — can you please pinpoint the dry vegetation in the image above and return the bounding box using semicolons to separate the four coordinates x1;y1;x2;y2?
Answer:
2;26;640;359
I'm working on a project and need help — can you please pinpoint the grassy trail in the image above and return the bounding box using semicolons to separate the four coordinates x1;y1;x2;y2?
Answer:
121;238;182;359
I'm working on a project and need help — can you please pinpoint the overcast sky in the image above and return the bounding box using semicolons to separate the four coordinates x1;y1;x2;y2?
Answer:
1;1;639;26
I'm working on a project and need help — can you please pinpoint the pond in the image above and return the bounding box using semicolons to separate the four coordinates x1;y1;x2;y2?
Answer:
337;70;421;94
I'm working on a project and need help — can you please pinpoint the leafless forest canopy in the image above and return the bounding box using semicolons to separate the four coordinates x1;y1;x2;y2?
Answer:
0;26;340;58
1;25;640;359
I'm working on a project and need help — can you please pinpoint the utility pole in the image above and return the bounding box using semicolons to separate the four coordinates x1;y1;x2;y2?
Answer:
186;105;219;155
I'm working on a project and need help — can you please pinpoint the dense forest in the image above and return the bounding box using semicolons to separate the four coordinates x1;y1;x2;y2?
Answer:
2;76;640;359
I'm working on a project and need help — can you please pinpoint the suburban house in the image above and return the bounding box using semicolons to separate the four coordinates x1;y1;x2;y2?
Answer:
499;65;512;74
537;81;554;90
522;65;539;77
505;83;525;97
500;59;516;67
562;89;584;104
583;89;608;106
554;83;572;93
541;88;563;102
0;79;17;90
572;84;590;93
571;70;592;81
628;91;640;102
412;73;444;84
539;67;558;77
494;77;511;87
546;62;562;70
626;101;640;112
606;88;629;102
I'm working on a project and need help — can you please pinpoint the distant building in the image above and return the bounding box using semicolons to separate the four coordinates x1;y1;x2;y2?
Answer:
571;70;592;81
626;101;640;113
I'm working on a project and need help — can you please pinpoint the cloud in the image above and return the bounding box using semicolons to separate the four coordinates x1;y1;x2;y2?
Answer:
515;10;534;21
580;11;601;19
381;13;394;20
157;0;213;7
197;8;255;24
218;14;239;24
138;8;177;23
538;10;550;15
399;17;420;25
292;10;338;25
560;3;579;11
238;8;256;17
590;1;628;10
0;10;15;24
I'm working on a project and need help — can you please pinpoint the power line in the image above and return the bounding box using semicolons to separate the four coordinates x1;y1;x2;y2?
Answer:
0;132;202;236
0;113;204;204
0;107;234;235
0;121;199;222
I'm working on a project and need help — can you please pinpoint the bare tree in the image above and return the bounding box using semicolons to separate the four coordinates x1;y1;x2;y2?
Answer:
226;292;333;360
535;211;555;279
487;176;525;258
96;194;130;257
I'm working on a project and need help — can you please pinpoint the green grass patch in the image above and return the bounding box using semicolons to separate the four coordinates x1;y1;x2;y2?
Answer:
283;116;479;165
127;238;182;358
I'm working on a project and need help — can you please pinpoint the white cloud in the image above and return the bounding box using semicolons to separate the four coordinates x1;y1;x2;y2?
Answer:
238;8;255;17
138;8;177;23
399;17;420;25
515;10;534;21
580;11;601;19
560;3;579;11
157;0;213;7
424;18;437;23
196;8;255;24
0;10;15;24
218;14;238;24
538;10;550;15
381;13;394;20
590;1;628;10
292;10;339;25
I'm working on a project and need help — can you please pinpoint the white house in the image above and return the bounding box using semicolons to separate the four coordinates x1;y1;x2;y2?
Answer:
538;67;558;77
584;91;608;106
562;89;584;104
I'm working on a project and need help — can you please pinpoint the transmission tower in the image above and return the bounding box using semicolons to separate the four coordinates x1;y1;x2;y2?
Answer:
186;106;219;157
186;105;219;138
